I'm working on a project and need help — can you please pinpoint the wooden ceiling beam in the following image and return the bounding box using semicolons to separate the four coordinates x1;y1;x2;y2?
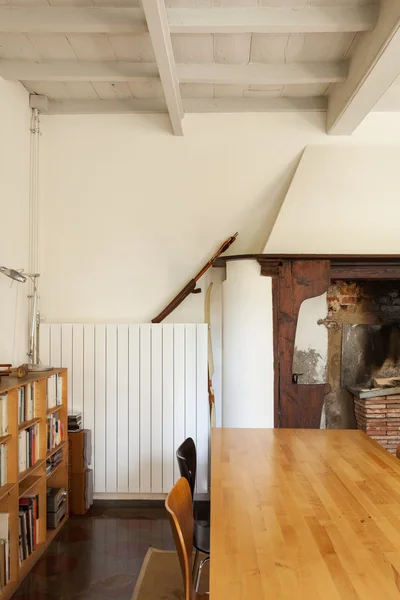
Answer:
184;97;327;113
0;61;159;81
168;6;378;34
0;5;377;35
177;61;348;86
43;96;326;115
1;59;346;86
0;7;147;33
142;0;184;135
327;0;400;134
46;98;167;115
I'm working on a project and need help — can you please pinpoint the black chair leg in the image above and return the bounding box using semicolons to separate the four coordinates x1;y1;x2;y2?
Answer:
192;549;200;581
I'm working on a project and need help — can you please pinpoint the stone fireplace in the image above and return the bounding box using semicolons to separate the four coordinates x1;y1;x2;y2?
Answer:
214;254;400;434
323;280;400;436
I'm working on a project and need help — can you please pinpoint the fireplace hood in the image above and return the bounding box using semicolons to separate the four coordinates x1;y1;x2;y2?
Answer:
264;145;400;255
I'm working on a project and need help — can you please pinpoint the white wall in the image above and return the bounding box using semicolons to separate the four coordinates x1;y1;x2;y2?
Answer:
37;112;323;324
39;111;400;325
0;80;30;364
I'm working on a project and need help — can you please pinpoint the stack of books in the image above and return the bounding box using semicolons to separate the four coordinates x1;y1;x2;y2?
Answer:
46;448;63;477
47;412;64;452
0;513;10;589
46;375;63;410
0;396;8;437
68;413;82;432
0;445;7;487
17;384;35;425
47;488;67;529
18;495;39;564
18;424;40;473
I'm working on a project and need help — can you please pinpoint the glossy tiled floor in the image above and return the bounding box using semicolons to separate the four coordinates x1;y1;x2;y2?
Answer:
12;505;175;600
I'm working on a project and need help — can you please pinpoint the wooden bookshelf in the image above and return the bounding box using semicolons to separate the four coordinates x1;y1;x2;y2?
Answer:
0;368;68;599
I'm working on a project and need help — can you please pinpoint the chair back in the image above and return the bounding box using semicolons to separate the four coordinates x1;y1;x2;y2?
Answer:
165;477;195;600
176;437;197;499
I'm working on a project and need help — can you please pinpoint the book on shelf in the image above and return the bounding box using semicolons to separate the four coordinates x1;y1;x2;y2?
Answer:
46;374;63;410
18;424;40;473
18;383;35;425
0;513;10;588
68;413;82;432
19;494;39;564
47;412;64;452
0;395;8;437
0;445;7;487
46;448;63;477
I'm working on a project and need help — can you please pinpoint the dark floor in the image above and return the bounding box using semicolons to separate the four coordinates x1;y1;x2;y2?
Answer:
12;505;175;600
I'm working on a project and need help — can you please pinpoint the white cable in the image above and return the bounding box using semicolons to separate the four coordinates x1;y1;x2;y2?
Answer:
28;108;41;365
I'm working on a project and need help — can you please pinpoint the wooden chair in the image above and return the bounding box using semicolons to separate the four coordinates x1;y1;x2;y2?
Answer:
165;477;209;600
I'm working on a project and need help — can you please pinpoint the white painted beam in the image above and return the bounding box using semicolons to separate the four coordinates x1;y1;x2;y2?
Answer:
177;62;348;85
0;7;147;33
47;99;167;115
142;0;183;135
184;96;327;113
169;6;378;34
0;61;159;81
327;0;400;134
3;60;345;86
44;96;326;115
0;5;377;35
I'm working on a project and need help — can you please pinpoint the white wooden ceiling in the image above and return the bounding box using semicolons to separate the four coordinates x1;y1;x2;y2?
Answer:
1;0;399;134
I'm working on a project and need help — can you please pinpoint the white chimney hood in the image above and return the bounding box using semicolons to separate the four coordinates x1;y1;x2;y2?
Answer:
264;145;400;254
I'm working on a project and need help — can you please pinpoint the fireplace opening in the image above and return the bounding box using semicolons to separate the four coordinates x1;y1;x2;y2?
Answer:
323;279;400;451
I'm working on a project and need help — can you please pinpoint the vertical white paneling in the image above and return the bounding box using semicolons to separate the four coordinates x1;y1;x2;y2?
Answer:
49;323;62;367
173;324;185;483
39;323;51;368
106;325;117;493
61;324;73;411
196;325;209;494
83;324;95;470
151;325;163;493
185;324;197;445
139;324;151;493
162;324;174;493
117;325;129;493
46;322;209;496
94;324;106;493
128;325;140;493
72;324;84;414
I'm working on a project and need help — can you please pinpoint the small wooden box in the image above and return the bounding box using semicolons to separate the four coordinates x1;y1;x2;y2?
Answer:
68;430;91;474
69;470;93;515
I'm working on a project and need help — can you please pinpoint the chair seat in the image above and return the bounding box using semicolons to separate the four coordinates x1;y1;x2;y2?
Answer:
194;520;210;554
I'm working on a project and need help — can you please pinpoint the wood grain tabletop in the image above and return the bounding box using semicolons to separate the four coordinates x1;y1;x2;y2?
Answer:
210;428;400;600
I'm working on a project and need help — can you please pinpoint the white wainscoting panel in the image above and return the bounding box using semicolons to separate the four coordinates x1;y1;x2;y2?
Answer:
40;323;209;496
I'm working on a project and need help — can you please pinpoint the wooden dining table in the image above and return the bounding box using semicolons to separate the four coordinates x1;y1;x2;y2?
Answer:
210;428;400;600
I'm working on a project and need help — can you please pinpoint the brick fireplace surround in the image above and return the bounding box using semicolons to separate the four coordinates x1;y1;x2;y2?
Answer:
352;391;400;454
